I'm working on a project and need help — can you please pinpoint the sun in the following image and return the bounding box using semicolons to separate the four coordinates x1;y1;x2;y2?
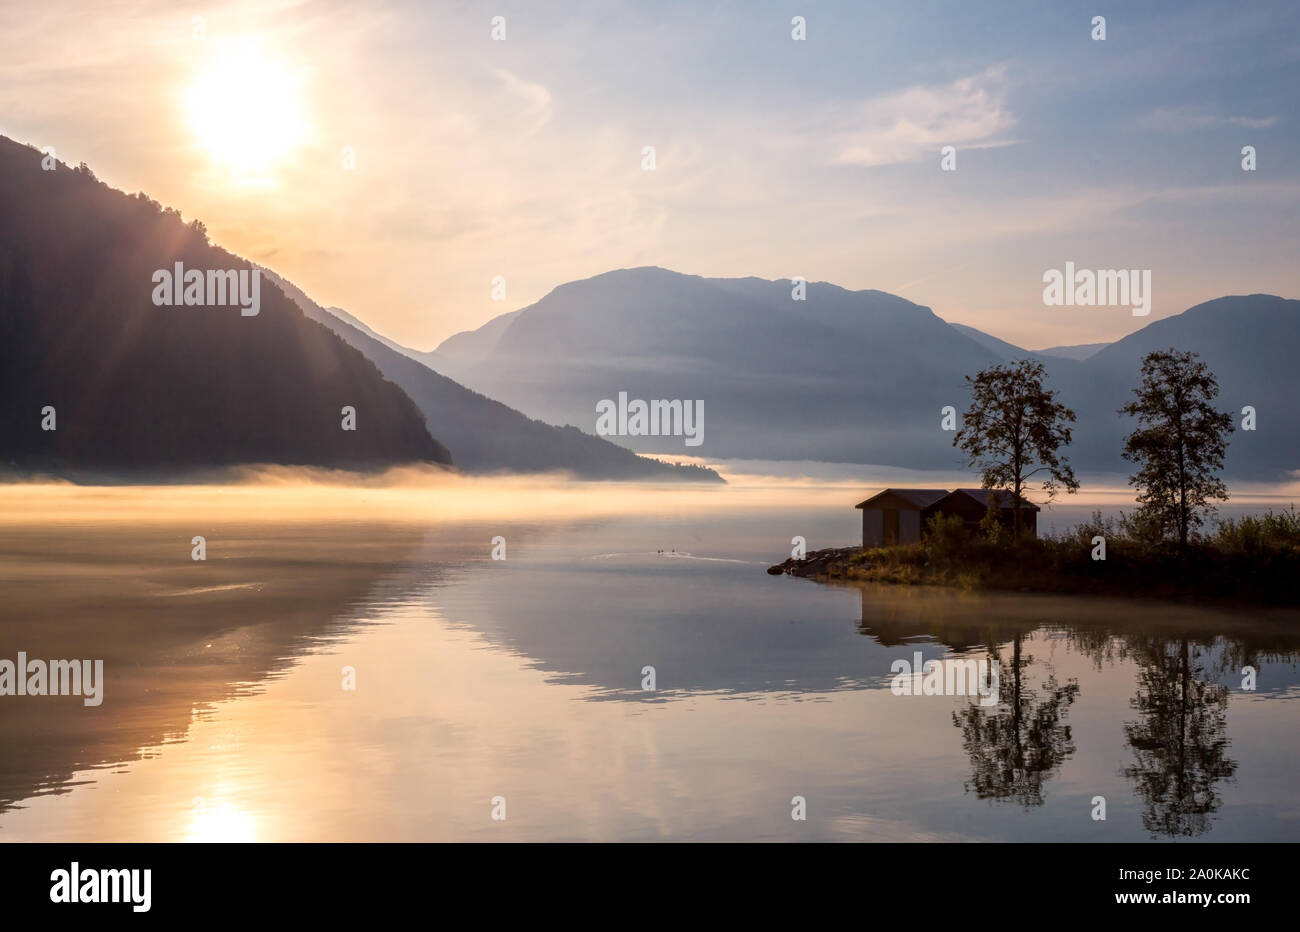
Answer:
184;40;309;181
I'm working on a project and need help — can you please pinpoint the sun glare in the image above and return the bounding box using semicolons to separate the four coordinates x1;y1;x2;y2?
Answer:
185;41;309;181
185;799;259;843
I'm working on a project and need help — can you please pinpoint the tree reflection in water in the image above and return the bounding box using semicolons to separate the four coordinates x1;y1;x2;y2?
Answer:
1122;635;1236;838
952;631;1080;807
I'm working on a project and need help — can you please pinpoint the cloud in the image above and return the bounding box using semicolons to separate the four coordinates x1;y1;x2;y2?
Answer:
1137;107;1279;131
494;69;553;131
1227;114;1279;129
828;67;1017;168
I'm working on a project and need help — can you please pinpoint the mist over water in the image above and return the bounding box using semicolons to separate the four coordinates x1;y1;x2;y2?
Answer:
1;475;1298;841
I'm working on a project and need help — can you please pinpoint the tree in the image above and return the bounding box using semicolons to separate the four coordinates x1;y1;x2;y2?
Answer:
954;360;1079;535
1119;350;1233;551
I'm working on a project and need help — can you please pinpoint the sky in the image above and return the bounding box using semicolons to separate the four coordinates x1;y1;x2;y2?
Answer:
1;0;1297;351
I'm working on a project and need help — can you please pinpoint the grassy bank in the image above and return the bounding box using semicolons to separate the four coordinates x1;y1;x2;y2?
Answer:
768;507;1300;606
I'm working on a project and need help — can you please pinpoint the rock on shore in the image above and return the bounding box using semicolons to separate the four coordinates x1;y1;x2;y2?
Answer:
766;547;863;579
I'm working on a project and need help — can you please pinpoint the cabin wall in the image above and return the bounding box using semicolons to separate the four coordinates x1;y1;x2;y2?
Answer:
937;500;985;523
861;508;922;546
862;509;883;547
994;507;1038;538
932;503;1039;538
899;510;921;543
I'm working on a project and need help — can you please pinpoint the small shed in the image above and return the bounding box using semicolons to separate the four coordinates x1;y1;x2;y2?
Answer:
854;489;949;547
933;488;1040;537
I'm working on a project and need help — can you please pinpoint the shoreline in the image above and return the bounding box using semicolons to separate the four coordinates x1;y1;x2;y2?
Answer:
767;544;1300;609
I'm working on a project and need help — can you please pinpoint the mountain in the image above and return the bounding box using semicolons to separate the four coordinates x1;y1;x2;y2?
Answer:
0;136;450;475
948;323;1032;361
1035;342;1110;360
425;308;525;371
427;268;1298;478
1051;294;1299;476
264;272;722;482
425;267;1027;466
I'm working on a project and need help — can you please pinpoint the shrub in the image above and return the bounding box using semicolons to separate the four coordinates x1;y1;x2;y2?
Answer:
1117;508;1170;549
1212;505;1300;555
1072;509;1117;547
924;512;969;563
956;571;985;591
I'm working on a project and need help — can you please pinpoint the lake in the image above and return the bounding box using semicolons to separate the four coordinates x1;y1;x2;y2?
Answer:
1;477;1297;841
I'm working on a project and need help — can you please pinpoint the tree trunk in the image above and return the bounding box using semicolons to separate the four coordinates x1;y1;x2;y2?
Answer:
1175;397;1189;552
1177;441;1188;552
1013;435;1023;538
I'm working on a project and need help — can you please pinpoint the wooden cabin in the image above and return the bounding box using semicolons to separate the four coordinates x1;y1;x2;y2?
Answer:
930;488;1040;538
854;489;948;546
854;487;1042;546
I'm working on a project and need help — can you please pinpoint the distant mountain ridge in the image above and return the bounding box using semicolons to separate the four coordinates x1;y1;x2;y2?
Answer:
1035;342;1110;361
421;267;1298;478
947;323;1037;361
264;272;722;482
0;135;449;476
946;324;1111;362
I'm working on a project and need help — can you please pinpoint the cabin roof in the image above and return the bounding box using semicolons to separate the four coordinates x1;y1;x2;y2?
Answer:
855;488;949;510
946;488;1041;511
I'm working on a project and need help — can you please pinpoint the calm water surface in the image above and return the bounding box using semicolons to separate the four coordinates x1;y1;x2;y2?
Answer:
1;494;1297;841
